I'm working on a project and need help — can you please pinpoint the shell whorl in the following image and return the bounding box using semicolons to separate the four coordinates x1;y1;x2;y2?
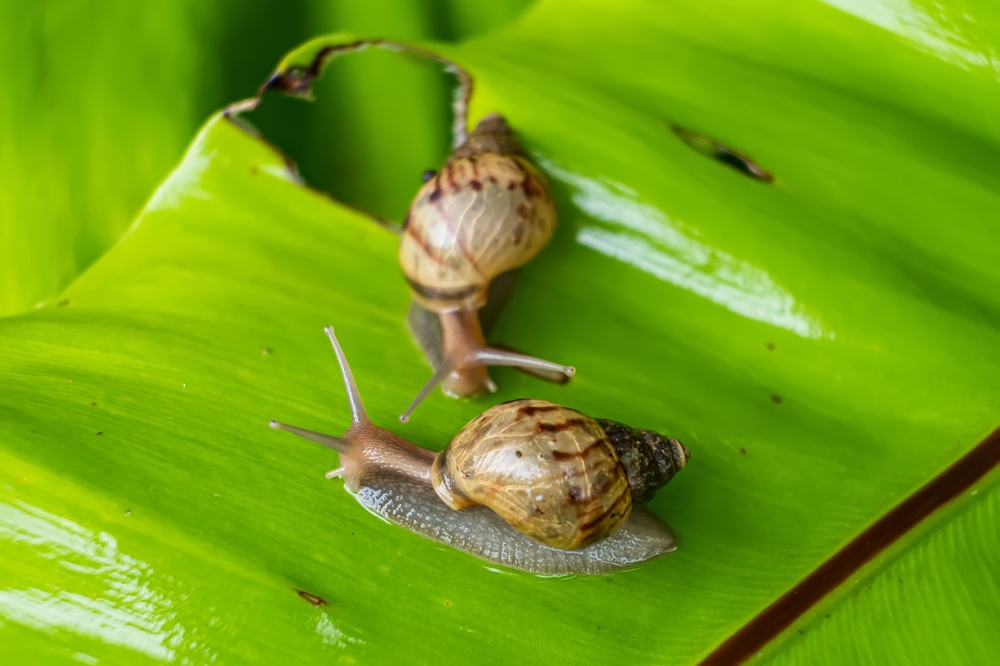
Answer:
447;113;525;162
399;115;558;313
595;419;689;507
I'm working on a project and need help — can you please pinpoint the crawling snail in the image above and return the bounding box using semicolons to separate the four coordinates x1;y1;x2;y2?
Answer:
399;113;574;422
270;327;689;575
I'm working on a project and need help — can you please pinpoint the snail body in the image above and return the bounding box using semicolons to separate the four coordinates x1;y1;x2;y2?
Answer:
398;114;574;422
270;328;689;575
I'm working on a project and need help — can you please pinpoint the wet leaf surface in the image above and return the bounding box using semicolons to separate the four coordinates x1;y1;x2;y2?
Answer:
2;1;999;663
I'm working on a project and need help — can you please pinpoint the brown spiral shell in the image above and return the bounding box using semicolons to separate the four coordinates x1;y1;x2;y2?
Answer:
399;114;558;313
430;399;689;551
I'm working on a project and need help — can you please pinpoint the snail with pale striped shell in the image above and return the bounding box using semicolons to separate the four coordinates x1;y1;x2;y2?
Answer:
270;328;689;575
399;113;574;422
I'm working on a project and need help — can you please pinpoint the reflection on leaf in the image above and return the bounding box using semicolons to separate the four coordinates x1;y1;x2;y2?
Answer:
0;502;185;662
544;159;826;338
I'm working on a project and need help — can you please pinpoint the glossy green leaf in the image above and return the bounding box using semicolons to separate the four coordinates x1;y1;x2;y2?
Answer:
2;1;999;664
761;468;1000;665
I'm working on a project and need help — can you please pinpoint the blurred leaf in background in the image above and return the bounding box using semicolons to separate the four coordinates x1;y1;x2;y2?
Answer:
0;0;531;317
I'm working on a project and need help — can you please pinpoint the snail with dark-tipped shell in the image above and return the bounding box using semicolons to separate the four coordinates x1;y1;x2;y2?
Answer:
399;113;575;422
270;328;689;576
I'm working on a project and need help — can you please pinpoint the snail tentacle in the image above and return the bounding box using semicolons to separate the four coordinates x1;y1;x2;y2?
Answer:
399;360;458;423
472;347;576;378
269;420;353;454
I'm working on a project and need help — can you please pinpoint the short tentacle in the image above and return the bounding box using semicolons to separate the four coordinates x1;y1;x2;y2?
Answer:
269;420;352;453
400;346;575;423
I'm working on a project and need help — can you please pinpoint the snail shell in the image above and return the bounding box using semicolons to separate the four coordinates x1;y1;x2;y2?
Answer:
432;399;688;550
399;113;557;313
270;328;688;575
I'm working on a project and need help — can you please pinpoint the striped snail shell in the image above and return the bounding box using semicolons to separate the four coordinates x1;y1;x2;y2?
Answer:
431;399;689;550
400;113;557;313
397;114;575;422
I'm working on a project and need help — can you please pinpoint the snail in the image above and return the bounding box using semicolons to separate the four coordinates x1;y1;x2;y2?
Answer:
399;113;575;422
269;327;690;575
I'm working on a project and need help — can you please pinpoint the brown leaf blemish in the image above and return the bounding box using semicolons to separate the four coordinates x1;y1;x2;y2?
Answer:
672;124;773;183
296;590;328;607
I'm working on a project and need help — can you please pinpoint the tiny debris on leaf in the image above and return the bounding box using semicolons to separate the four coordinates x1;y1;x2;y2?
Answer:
296;590;328;607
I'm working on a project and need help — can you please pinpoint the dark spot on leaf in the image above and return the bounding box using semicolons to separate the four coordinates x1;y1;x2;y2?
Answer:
671;124;774;183
96;432;103;436
250;165;259;175
740;447;747;455
771;395;783;404
57;300;69;306
422;169;436;182
91;402;97;407
767;342;775;351
296;590;328;607
444;600;452;607
798;630;803;634
125;509;131;515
